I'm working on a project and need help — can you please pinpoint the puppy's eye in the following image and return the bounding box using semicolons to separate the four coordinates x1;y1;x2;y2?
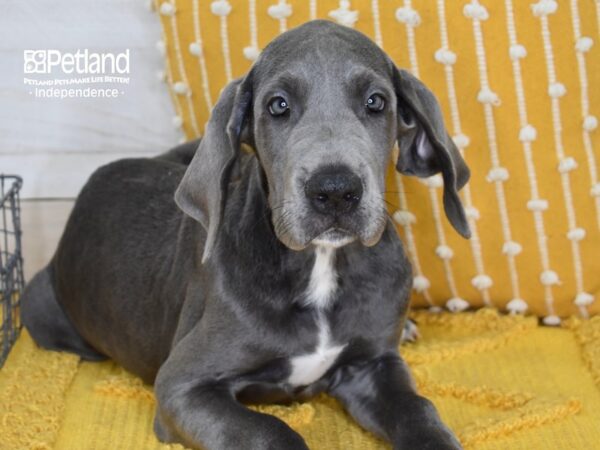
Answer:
366;94;385;113
268;97;290;116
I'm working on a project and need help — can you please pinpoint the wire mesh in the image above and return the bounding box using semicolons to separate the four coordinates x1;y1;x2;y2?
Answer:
0;175;25;367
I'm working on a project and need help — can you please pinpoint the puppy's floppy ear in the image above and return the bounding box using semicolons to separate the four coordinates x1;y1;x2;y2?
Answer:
393;67;471;239
175;75;253;262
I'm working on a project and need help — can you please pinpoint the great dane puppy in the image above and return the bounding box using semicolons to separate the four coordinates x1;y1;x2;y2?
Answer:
22;20;470;450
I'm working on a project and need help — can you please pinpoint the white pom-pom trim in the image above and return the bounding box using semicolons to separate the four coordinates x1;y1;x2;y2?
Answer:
156;40;166;56
453;134;470;149
393;210;416;225
507;298;528;314
429;306;444;313
540;270;560;286
465;206;480;220
574;292;594;306
413;275;431;292
172;116;183;128
591;183;600;197
583;115;598;131
509;44;527;60
395;6;421;27
558;157;578;173
434;49;457;65
486;167;509;182
471;274;493;290
210;0;232;16
329;1;359;27
543;315;561;326
527;199;548;211
531;0;558;17
567;228;586;241
243;46;260;61
173;81;188;95
268;1;293;20
519;125;537;142
424;174;443;188
575;36;593;53
159;2;175;16
436;245;454;260
447;298;470;312
477;88;501;106
463;2;489;20
502;241;522;256
189;42;202;56
548;82;566;98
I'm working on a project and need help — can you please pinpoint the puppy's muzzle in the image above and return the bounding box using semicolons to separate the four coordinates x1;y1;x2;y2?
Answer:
305;165;363;216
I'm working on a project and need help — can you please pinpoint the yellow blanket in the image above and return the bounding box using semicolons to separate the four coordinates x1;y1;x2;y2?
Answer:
1;310;599;449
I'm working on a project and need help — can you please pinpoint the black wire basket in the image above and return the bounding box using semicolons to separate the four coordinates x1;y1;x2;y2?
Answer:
0;175;25;367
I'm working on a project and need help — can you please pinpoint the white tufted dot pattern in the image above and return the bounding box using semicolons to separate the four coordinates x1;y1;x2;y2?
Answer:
583;115;598;131
540;270;560;286
502;241;522;256
413;275;431;292
527;199;549;212
434;48;457;65
452;133;470;149
447;297;470;312
575;36;593;53
531;0;558;17
210;0;232;16
486;167;509;182
509;44;527;60
548;82;566;98
567;228;586;242
506;298;529;314
329;1;359;28
436;245;454;260
463;1;489;21
393;210;416;225
558;157;578;173
395;6;420;27
471;274;493;290
519;125;537;142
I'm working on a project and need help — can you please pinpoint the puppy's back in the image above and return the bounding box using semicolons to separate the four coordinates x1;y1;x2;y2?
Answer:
51;156;197;383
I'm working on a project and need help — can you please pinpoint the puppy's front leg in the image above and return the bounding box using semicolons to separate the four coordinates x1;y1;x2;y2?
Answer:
154;381;308;450
328;352;462;450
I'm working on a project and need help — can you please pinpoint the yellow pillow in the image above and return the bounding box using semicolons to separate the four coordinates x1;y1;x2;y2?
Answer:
155;0;599;321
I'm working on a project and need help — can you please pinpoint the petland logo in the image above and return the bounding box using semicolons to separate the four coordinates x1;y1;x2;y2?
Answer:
24;49;130;74
23;49;131;99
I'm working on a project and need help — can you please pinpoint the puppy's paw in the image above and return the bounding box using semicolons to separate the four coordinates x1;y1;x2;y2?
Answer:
401;318;420;343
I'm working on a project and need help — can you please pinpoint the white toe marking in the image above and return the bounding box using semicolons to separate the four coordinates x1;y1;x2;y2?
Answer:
401;320;420;343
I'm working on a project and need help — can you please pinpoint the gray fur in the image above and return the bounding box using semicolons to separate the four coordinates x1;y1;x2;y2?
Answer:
21;21;467;450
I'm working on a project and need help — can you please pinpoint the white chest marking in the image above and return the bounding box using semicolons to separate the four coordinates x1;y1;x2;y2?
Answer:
304;245;337;308
288;311;346;386
288;246;345;387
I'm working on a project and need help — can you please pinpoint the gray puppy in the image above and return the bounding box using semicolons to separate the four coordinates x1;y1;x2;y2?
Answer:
22;21;470;450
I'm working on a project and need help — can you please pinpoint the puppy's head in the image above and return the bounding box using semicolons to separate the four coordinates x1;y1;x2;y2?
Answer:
176;20;470;261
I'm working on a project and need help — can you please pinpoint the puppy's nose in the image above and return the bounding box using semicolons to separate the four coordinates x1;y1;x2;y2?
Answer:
305;166;363;215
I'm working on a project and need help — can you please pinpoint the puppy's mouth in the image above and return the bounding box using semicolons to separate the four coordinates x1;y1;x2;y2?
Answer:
311;228;357;248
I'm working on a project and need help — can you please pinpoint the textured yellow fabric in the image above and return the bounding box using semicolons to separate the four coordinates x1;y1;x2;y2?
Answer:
2;312;600;449
154;0;600;320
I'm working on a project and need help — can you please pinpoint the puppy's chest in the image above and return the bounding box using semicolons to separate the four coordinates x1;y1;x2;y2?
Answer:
287;246;346;387
287;311;345;387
